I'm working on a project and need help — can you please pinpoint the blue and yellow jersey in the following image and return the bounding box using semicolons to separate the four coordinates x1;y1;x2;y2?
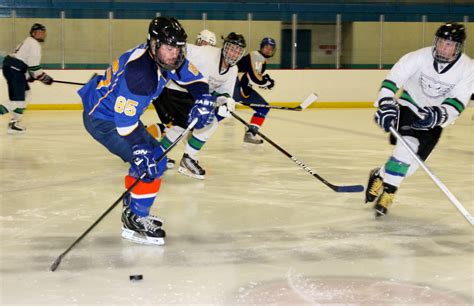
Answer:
78;43;208;138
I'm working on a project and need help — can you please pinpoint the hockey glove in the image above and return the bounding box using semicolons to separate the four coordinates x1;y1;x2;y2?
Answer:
130;144;159;181
152;144;168;177
216;96;235;118
188;94;216;129
259;74;275;90
38;73;53;85
411;106;447;130
375;98;399;132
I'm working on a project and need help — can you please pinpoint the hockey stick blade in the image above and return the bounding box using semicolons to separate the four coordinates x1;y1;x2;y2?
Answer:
231;111;364;193
299;92;318;110
290;156;364;193
237;92;318;111
332;184;365;193
50;255;62;272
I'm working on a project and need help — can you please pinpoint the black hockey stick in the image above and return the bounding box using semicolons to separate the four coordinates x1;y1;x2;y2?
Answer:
52;73;98;86
238;93;318;111
50;118;199;272
231;111;364;193
53;80;86;86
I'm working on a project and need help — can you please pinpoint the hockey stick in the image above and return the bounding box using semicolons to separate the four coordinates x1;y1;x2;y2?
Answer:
52;73;98;86
53;80;86;86
231;111;364;193
389;127;474;226
50;118;199;272
238;93;318;111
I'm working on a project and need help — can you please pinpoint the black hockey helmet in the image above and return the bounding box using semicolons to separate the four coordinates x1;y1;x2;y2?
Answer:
30;23;46;34
148;17;187;70
222;32;246;66
432;23;466;63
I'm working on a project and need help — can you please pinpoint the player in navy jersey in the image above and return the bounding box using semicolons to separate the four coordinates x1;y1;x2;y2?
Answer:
234;37;276;144
78;17;216;245
367;23;474;218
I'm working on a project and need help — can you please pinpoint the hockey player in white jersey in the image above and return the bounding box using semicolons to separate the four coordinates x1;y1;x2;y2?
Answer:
366;23;474;217
196;29;217;46
151;32;246;179
1;23;53;133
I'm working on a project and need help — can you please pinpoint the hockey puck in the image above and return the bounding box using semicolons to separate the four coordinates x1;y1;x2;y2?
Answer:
129;274;143;281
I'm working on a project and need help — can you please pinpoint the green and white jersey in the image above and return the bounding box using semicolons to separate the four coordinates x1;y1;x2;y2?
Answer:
377;47;474;127
11;36;44;78
167;43;238;97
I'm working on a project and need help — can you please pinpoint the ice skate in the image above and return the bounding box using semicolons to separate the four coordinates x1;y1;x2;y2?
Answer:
374;184;397;217
178;153;205;180
243;130;263;144
121;207;165;245
7;120;26;134
123;194;163;227
365;168;383;203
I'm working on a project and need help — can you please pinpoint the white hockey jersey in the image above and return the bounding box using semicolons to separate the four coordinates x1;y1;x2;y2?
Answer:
377;47;474;127
10;36;45;78
167;44;238;96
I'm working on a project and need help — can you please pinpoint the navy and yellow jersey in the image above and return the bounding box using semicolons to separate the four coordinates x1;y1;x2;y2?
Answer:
78;43;208;138
237;51;268;97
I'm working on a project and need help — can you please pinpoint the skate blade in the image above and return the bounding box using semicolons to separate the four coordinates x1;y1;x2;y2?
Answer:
374;208;386;217
121;228;165;246
166;161;175;169
177;166;205;180
7;129;26;135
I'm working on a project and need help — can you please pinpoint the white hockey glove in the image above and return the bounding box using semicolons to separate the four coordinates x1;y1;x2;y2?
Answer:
216;96;235;118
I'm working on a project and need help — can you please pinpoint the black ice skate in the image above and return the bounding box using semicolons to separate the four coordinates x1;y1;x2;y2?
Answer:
121;207;166;245
122;194;163;227
374;183;397;217
365;168;383;203
178;153;205;180
7;120;26;134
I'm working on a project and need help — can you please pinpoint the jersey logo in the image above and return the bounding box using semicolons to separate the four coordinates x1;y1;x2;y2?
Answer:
187;62;199;76
419;73;454;98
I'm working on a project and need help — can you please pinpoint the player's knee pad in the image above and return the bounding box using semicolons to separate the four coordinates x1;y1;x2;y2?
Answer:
125;176;162;216
192;117;218;140
393;136;419;165
160;125;185;149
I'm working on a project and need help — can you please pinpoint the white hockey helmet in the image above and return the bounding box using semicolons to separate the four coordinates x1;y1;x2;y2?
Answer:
196;29;217;46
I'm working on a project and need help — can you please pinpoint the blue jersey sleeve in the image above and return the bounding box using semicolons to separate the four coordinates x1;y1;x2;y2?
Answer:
170;59;210;99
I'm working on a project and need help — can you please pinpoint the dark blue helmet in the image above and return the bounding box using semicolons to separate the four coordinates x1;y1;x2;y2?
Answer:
260;37;276;58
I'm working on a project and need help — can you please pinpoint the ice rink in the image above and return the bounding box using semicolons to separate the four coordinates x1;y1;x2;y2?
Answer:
1;108;473;305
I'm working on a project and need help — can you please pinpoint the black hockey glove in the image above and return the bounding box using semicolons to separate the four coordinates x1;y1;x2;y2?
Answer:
38;73;53;85
411;106;447;130
375;98;399;132
259;74;275;90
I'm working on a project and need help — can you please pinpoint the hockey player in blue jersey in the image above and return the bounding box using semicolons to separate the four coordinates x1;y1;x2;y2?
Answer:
78;17;215;245
234;37;276;144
